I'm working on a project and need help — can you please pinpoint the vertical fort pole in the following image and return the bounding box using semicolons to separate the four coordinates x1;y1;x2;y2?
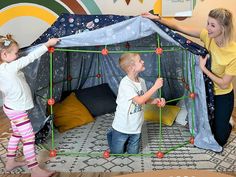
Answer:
155;34;164;158
48;47;57;157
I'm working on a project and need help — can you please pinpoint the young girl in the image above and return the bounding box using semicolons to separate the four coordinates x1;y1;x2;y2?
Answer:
142;8;236;147
0;35;60;177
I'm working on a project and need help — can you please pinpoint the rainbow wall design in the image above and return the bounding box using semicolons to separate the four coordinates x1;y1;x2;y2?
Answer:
0;0;102;26
2;0;233;48
0;0;156;47
0;0;198;27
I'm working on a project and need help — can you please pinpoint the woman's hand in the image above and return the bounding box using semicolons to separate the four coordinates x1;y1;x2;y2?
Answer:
141;12;160;21
154;77;163;89
199;55;208;71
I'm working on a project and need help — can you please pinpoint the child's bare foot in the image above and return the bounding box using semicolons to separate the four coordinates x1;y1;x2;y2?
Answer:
31;166;56;177
5;159;27;171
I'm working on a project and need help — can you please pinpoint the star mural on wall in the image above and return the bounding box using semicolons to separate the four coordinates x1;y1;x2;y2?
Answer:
113;0;144;5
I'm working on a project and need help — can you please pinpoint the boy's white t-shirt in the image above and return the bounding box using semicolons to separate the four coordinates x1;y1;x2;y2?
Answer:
112;75;147;134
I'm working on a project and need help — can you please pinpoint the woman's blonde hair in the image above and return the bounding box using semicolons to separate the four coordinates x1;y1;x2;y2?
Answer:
209;8;234;45
119;53;139;73
0;34;18;53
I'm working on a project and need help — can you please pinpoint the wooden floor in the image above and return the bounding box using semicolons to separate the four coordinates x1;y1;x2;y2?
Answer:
0;107;236;177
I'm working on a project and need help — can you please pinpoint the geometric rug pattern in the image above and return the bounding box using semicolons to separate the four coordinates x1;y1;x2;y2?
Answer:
0;113;236;174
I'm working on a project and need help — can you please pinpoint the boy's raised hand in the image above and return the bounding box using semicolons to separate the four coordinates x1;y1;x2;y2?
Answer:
156;98;166;107
154;77;163;89
45;38;60;48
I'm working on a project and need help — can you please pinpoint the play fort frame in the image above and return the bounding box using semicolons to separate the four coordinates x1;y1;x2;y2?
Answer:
41;35;196;159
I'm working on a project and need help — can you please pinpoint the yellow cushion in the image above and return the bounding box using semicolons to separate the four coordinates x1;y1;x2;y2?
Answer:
144;104;180;126
53;92;95;133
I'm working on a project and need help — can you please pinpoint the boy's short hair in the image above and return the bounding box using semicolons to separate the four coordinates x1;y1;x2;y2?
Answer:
119;53;139;73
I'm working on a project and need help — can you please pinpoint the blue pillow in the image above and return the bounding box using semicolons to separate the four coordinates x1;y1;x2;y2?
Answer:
75;83;117;117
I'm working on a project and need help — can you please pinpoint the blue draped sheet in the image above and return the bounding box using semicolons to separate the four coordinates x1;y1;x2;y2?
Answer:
23;14;221;152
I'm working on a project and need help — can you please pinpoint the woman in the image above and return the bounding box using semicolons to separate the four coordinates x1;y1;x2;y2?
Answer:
142;8;236;147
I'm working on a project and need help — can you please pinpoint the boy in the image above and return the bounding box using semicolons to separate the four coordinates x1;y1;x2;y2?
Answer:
107;53;165;154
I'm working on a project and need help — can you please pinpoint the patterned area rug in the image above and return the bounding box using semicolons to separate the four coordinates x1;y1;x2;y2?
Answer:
0;113;236;174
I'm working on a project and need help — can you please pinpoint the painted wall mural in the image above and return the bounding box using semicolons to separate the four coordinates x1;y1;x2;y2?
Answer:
0;0;200;28
113;0;144;5
0;0;102;26
0;0;154;47
0;0;235;48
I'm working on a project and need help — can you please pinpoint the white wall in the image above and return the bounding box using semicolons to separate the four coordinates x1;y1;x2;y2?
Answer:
0;92;3;106
96;0;154;16
0;17;50;48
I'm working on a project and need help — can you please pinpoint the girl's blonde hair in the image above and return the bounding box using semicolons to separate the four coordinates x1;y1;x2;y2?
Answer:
119;53;139;73
0;34;18;53
209;8;234;45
